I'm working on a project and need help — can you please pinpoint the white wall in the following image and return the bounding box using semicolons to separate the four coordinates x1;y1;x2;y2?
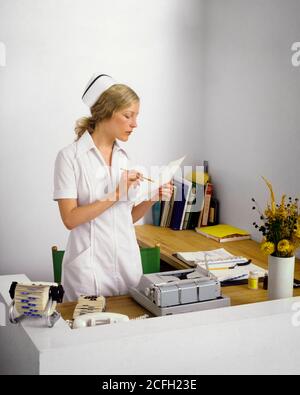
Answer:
0;0;204;280
202;0;300;245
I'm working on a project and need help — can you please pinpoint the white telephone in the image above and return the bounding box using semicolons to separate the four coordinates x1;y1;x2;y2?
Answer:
72;312;130;329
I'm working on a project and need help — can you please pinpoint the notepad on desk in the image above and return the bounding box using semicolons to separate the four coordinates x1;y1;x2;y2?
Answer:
195;224;251;243
174;248;266;283
208;264;266;283
174;248;249;266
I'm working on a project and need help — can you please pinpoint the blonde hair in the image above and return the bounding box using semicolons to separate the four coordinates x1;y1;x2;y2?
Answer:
75;84;139;141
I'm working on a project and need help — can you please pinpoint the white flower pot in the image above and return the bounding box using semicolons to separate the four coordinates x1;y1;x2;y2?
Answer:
268;255;295;300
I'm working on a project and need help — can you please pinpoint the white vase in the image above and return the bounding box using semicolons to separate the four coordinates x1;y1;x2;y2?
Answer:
268;255;295;300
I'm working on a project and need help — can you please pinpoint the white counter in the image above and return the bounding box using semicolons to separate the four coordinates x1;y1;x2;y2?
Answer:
1;274;300;375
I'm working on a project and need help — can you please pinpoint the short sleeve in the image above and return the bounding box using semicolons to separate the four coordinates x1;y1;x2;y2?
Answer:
53;150;78;200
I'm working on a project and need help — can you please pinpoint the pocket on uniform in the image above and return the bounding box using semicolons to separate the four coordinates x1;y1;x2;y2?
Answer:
66;246;92;269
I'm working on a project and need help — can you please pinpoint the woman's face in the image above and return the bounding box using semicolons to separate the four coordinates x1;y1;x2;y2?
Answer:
108;101;140;142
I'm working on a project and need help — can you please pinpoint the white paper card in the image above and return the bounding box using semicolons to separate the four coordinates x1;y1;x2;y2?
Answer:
128;156;186;204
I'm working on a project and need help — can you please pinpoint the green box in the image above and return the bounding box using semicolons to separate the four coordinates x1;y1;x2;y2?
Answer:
139;246;160;274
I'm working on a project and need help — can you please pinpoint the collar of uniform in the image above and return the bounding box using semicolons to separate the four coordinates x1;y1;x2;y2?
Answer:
76;131;129;159
113;139;130;159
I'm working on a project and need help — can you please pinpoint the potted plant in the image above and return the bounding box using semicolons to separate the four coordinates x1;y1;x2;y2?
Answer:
252;177;300;300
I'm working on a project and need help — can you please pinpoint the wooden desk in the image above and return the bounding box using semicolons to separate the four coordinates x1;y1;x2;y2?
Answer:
58;224;300;319
58;295;153;321
135;224;300;306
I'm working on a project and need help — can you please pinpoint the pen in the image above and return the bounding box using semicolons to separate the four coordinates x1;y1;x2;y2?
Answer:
234;259;252;267
209;260;252;271
120;168;154;183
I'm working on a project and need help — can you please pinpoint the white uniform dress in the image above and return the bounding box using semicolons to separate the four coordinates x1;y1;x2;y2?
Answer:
53;131;143;301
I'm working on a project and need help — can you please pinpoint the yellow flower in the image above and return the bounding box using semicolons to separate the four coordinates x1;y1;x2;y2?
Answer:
277;239;292;254
289;243;296;254
280;194;286;209
295;227;300;239
262;176;276;214
260;242;275;256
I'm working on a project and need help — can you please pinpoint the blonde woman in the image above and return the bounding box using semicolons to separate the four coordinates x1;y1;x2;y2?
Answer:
53;74;173;301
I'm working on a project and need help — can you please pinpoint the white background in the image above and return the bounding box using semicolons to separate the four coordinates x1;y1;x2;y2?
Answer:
0;0;299;281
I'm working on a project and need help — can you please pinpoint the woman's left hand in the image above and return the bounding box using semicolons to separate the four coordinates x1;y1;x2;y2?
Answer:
153;182;174;202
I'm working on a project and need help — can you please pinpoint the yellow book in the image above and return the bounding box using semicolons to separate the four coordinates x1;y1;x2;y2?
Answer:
195;224;251;243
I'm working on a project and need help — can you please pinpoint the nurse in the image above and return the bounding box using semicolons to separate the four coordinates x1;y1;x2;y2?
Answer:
54;74;173;301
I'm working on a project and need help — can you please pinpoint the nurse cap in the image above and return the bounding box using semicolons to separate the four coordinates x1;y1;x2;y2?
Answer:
82;73;117;108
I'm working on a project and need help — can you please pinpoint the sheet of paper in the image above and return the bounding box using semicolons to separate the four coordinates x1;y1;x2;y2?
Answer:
176;248;246;265
129;156;186;204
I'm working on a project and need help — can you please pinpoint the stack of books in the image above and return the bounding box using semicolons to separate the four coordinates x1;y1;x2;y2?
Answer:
152;162;251;243
152;161;219;231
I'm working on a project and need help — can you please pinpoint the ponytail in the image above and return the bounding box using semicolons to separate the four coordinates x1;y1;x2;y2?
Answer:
74;116;96;141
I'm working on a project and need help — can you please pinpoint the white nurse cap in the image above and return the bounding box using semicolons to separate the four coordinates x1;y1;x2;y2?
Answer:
82;73;117;108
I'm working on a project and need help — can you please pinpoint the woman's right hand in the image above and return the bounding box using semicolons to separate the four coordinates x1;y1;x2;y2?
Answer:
116;170;143;200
